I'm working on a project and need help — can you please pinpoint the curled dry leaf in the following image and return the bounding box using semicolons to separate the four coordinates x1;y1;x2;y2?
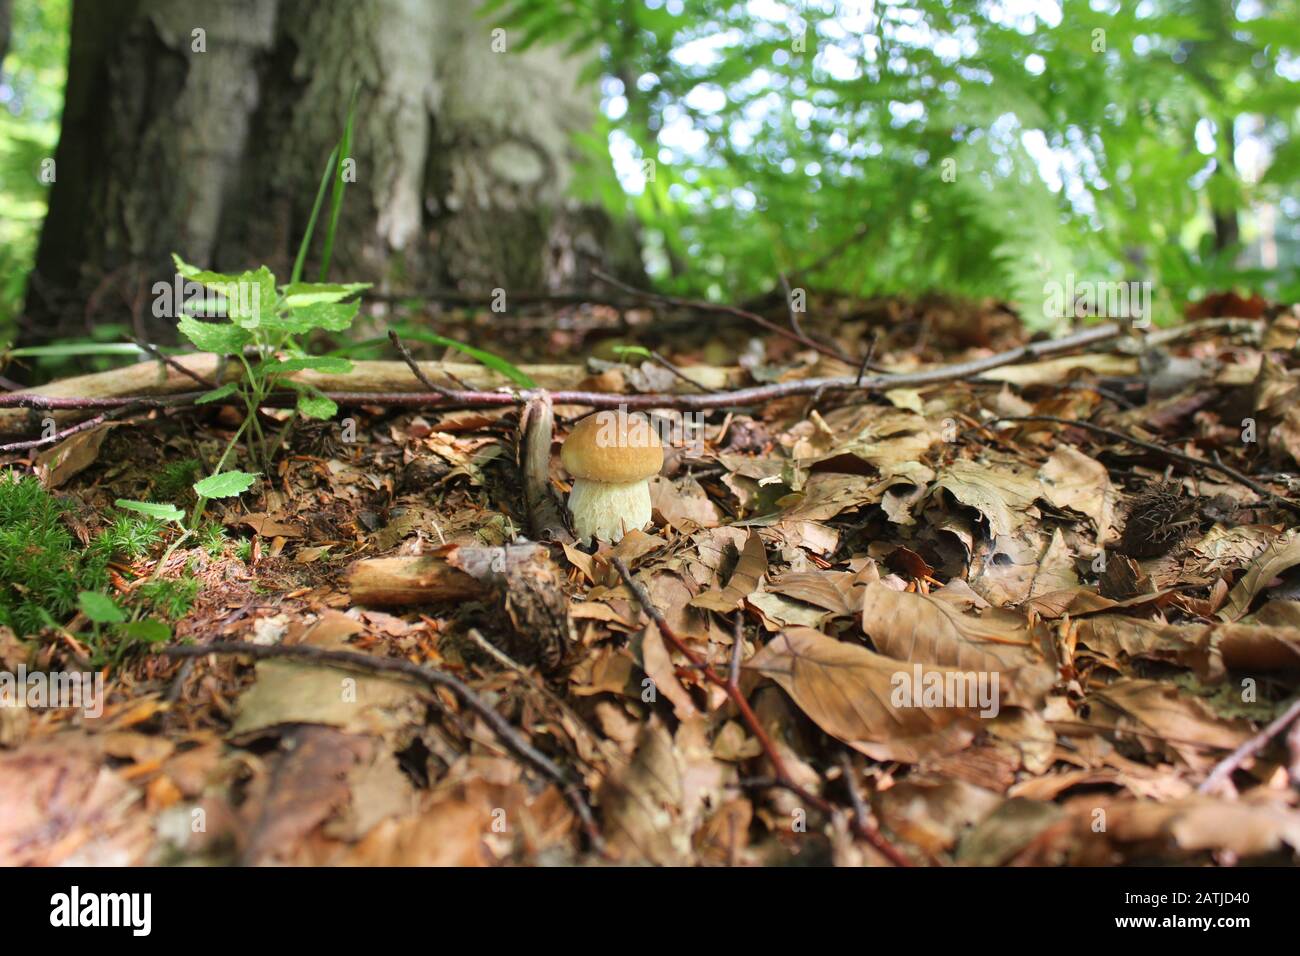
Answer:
932;458;1042;537
690;529;767;613
1086;679;1252;771
860;582;1055;706
1219;532;1300;621
748;626;980;763
1037;444;1117;542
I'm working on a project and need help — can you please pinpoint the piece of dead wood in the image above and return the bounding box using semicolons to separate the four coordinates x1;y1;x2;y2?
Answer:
345;555;488;607
518;394;572;544
347;545;574;671
0;355;747;435
1;324;1119;436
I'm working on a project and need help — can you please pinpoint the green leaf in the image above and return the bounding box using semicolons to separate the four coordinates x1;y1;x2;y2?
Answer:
78;591;126;625
281;282;371;307
171;256;277;329
266;301;360;335
263;355;353;374
123;619;172;644
296;393;338;420
115;499;186;523
193;470;258;499
611;345;654;360
177;314;252;354
171;254;240;285
394;331;537;388
195;382;240;405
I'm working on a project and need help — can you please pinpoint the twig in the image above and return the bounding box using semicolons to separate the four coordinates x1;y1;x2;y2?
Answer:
855;329;882;387
611;557;912;866
0;393;201;411
592;267;857;366
837;750;871;823
729;610;745;689
387;330;456;397
133;339;216;390
0;411;112;453
160;640;603;852
1199;696;1300;795
0;325;1121;425
649;351;717;393
0;394;192;453
994;415;1300;514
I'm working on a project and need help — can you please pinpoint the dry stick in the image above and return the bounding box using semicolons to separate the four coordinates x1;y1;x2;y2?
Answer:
591;267;858;366
319;323;1119;411
161;641;603;851
132;339;217;390
994;414;1300;515
0;324;1121;419
648;350;717;393
0;392;203;411
611;557;912;867
1199;696;1300;796
0;393;198;453
0;410;113;453
387;330;456;397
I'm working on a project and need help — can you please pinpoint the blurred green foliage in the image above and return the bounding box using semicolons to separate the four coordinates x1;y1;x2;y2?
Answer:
0;0;68;340
488;0;1300;324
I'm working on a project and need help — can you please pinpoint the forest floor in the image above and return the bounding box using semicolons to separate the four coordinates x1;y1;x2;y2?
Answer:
3;291;1300;866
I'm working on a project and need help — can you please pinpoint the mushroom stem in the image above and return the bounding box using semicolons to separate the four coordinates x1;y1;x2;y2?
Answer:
567;477;652;543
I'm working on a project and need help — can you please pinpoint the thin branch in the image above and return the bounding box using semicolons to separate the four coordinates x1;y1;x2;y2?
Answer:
0;394;194;453
648;350;717;393
0;393;201;411
855;329;882;387
0;325;1121;427
133;338;216;390
160;640;603;852
0;410;113;453
387;330;456;397
994;414;1300;514
592;267;857;366
1199;696;1300;796
729;610;745;690
611;557;912;866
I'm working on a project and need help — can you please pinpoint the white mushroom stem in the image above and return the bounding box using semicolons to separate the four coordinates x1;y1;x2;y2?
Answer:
567;477;652;543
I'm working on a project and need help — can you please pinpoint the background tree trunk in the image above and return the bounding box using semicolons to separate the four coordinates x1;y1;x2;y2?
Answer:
0;0;12;68
24;0;639;345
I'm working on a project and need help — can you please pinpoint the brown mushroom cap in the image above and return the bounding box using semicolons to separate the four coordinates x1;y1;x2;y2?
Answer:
561;411;664;483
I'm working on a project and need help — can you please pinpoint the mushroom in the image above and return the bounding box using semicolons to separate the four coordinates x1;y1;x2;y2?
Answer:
561;411;664;543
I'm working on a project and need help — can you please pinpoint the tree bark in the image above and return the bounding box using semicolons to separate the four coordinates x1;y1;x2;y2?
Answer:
0;0;12;68
25;0;640;346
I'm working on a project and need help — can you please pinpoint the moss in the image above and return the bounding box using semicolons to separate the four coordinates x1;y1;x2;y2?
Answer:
0;473;164;636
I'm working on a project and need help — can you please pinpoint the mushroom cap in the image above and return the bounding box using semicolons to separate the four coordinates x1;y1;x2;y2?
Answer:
561;411;664;483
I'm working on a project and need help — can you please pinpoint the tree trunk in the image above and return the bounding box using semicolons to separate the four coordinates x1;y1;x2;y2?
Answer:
24;0;639;346
0;0;12;68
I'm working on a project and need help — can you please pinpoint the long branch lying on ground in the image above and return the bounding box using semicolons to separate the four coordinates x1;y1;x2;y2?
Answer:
0;323;1122;435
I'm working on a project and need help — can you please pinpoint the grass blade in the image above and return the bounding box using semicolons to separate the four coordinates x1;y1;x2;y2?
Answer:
290;145;339;287
319;83;360;282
